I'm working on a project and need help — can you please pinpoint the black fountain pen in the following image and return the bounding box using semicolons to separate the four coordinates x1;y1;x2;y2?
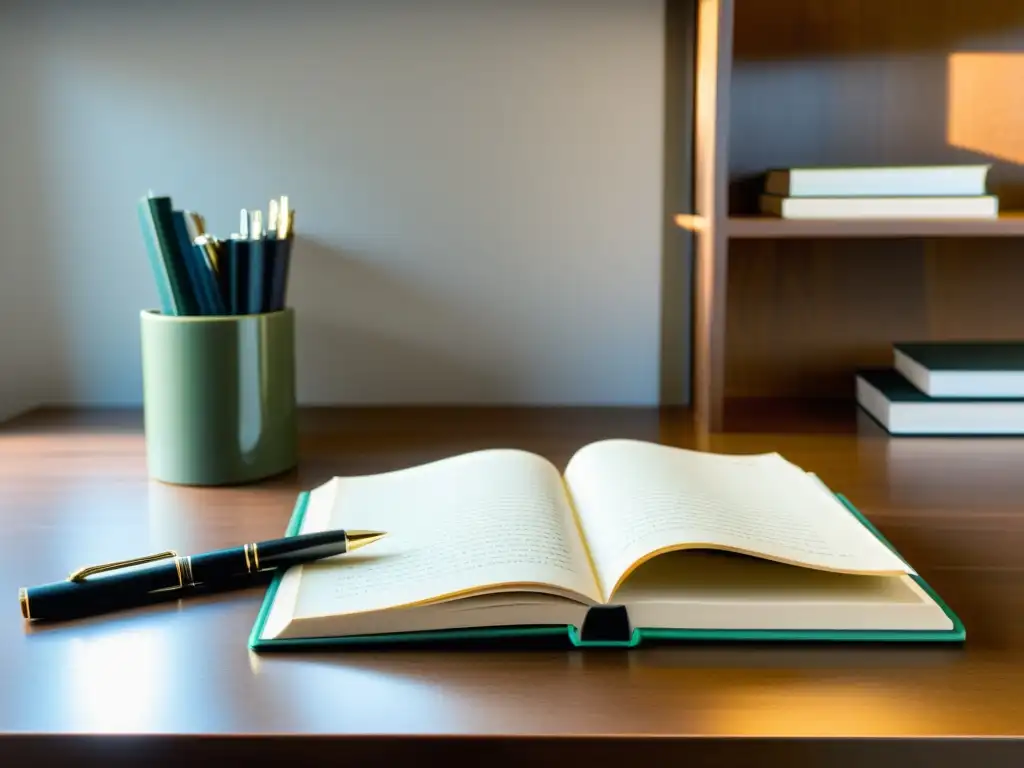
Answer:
18;530;386;622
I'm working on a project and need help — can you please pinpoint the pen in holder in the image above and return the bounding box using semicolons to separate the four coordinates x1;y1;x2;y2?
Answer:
140;308;298;486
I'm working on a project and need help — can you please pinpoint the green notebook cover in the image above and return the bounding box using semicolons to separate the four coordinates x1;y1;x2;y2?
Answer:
248;488;966;651
895;340;1024;372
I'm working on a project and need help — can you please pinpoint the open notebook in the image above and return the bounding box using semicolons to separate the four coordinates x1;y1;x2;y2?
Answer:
249;440;964;649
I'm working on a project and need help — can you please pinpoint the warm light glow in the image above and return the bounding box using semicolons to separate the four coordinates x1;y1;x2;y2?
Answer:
675;214;707;232
65;627;169;732
948;53;1024;163
713;684;922;734
698;677;967;736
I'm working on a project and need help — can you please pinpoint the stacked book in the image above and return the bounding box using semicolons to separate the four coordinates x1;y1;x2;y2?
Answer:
856;342;1024;435
759;165;998;219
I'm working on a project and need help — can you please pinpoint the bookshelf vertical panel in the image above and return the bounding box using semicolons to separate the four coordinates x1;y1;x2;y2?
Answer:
692;0;734;431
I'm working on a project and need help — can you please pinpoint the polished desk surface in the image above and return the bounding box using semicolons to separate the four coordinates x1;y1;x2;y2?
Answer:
1;407;1022;765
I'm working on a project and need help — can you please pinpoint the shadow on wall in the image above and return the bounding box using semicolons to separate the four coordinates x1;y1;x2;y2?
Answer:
0;17;68;419
732;0;1024;60
289;236;507;404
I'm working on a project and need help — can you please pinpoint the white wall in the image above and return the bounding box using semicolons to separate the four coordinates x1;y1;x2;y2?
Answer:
0;0;668;411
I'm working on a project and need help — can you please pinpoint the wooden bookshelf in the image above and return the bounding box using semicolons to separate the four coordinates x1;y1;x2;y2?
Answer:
683;0;1024;431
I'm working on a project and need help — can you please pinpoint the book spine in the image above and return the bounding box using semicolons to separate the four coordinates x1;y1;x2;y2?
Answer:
266;238;293;312
148;197;200;315
193;242;227;316
136;199;178;316
171;211;215;315
569;605;639;646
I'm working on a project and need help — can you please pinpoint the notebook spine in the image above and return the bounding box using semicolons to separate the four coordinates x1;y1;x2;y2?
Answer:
570;605;639;647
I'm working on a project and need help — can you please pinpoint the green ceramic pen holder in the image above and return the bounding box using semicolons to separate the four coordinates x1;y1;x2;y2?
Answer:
140;308;298;486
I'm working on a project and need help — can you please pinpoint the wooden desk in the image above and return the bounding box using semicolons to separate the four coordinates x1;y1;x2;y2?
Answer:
1;407;1022;766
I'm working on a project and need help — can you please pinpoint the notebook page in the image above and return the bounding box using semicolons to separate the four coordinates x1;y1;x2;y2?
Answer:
287;449;602;620
563;440;913;601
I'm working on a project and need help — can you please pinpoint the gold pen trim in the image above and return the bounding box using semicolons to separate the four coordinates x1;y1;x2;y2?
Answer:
18;587;30;620
243;543;253;573
67;550;180;582
178;556;195;588
251;542;261;571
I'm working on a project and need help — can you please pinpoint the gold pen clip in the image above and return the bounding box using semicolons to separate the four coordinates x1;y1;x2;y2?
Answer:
67;550;179;582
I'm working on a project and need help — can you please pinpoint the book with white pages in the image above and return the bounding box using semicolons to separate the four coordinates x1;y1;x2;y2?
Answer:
249;440;965;650
857;367;1024;435
765;164;991;198
760;193;998;220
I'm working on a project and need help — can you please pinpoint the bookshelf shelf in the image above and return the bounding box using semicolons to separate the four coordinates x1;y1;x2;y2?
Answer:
724;214;1024;240
676;213;1024;239
685;0;1024;432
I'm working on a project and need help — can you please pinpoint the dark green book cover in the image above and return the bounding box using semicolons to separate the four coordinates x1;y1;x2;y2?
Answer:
136;199;177;316
145;196;200;316
895;341;1024;372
